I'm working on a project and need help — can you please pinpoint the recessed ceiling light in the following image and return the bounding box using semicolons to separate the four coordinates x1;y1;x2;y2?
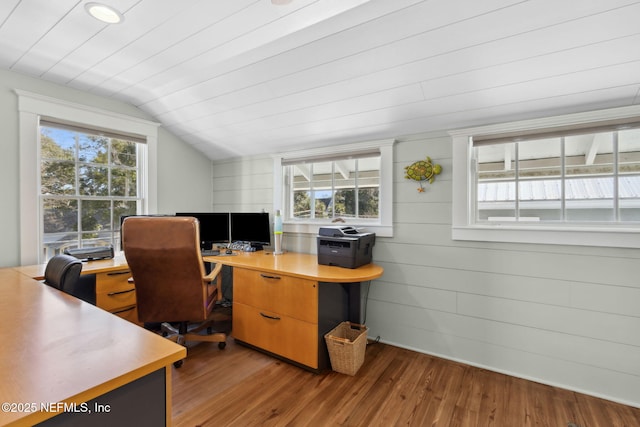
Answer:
84;2;124;24
272;0;293;5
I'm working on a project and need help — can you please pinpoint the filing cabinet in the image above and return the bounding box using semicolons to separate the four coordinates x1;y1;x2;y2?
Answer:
232;267;348;371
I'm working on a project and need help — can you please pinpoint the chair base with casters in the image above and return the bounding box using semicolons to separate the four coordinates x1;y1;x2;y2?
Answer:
160;320;227;368
157;265;229;368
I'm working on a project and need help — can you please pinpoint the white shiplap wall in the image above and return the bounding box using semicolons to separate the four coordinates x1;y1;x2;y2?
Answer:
211;155;274;213
211;132;640;408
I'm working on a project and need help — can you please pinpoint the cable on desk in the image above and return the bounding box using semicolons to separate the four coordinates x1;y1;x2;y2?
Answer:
361;280;382;345
361;280;371;325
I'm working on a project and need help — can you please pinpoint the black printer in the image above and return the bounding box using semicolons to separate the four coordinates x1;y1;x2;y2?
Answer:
317;226;375;269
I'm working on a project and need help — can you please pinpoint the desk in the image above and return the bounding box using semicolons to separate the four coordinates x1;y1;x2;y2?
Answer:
14;256;130;279
204;251;384;371
15;257;139;323
0;267;185;426
15;252;383;373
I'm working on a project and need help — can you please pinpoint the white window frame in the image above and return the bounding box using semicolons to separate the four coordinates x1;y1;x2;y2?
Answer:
273;139;395;237
450;105;640;249
16;90;160;264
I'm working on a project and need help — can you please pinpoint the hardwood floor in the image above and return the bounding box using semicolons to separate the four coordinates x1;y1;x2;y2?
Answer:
171;335;640;427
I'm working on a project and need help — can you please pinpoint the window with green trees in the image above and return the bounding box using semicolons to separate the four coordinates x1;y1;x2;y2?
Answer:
285;156;380;221
40;123;143;259
274;139;394;237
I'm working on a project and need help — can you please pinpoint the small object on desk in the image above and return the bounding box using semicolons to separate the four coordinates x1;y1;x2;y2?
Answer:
209;250;236;257
273;209;284;255
201;249;220;256
264;250;285;255
64;245;114;261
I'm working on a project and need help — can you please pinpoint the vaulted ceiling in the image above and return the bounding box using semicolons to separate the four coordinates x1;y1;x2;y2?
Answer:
1;0;639;160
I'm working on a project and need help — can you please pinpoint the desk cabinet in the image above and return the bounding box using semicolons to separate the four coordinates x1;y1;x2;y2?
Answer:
95;268;138;323
232;267;348;371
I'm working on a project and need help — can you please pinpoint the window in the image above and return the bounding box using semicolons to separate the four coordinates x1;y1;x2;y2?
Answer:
17;90;159;264
286;156;380;220
451;105;640;248
39;122;144;260
274;139;394;237
475;126;640;223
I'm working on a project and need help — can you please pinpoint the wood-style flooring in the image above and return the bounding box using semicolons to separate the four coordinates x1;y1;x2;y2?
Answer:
171;333;640;426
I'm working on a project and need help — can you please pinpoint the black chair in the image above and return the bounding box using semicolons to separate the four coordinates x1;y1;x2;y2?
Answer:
43;254;89;302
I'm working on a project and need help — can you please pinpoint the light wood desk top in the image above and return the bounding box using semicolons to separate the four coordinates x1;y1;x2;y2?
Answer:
0;267;185;426
13;255;130;281
16;252;384;284
204;251;384;282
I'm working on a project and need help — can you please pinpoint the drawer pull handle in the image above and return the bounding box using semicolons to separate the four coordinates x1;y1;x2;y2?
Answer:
260;274;281;280
112;305;136;314
108;288;136;296
106;271;131;276
259;312;281;320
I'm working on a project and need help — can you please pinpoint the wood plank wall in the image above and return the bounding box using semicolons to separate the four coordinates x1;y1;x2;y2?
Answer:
211;131;640;408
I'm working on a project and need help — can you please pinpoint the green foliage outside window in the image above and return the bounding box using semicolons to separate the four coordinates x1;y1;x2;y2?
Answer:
288;157;380;220
40;126;141;257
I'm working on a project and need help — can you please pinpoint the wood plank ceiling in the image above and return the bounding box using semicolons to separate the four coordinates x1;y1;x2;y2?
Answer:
1;0;639;160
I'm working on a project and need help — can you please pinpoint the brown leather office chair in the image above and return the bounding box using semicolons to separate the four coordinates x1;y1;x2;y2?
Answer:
122;216;226;366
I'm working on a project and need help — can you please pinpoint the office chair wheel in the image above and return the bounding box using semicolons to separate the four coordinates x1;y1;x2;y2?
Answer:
218;342;226;350
173;360;184;368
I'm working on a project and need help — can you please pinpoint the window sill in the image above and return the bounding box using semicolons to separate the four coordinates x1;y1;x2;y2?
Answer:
452;224;640;249
284;221;392;238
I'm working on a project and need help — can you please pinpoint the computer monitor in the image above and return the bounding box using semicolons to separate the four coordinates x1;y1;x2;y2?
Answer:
230;212;271;250
175;212;230;248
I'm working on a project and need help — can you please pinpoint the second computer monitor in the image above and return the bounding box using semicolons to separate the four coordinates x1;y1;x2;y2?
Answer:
230;212;271;250
175;212;230;248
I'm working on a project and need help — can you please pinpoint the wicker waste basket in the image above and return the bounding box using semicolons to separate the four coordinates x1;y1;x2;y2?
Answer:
324;321;368;375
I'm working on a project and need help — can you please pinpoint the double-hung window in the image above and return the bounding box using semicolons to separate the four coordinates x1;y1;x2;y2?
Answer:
274;139;394;237
17;90;159;264
39;121;144;260
451;105;640;248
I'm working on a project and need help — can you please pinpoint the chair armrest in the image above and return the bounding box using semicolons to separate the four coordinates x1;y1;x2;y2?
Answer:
203;263;223;305
203;263;222;283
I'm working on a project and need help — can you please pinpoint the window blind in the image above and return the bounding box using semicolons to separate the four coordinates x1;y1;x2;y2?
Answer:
473;117;640;146
281;149;380;166
40;118;147;144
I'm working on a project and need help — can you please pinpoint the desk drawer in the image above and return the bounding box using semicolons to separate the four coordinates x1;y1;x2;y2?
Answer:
233;302;318;369
112;304;138;323
95;269;137;314
96;287;137;312
233;268;318;323
95;269;133;294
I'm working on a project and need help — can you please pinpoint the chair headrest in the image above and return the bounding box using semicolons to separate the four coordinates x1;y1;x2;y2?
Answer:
44;254;82;289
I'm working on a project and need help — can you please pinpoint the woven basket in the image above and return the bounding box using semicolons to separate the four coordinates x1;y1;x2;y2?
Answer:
324;321;368;375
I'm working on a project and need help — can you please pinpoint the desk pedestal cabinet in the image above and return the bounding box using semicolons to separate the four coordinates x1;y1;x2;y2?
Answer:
12;259;140;324
232;267;352;371
95;269;138;323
